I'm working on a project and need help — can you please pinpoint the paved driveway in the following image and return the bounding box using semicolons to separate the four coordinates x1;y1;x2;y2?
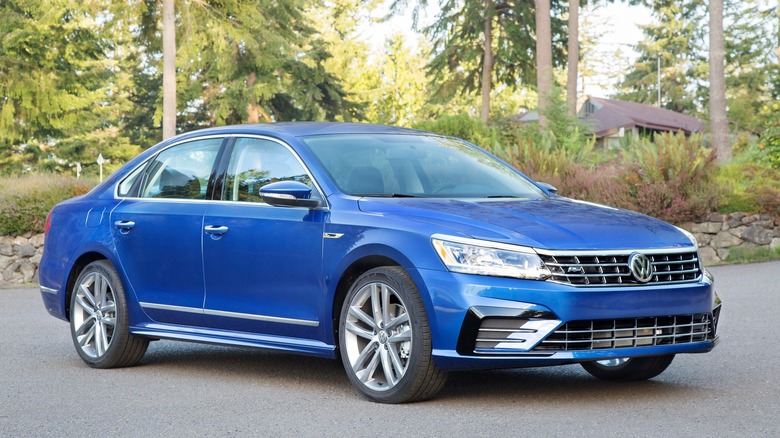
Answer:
1;261;778;437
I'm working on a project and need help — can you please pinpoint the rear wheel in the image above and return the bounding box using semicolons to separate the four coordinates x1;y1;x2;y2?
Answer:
581;355;675;381
70;260;148;368
339;266;447;403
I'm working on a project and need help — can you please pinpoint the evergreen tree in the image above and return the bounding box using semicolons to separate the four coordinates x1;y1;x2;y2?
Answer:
174;0;361;126
616;0;708;114
0;0;139;175
391;0;568;120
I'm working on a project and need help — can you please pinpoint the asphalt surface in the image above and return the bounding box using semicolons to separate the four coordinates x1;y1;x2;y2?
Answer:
2;261;778;437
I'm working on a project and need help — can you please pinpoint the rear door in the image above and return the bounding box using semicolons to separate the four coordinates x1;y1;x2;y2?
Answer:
111;137;223;325
202;136;326;338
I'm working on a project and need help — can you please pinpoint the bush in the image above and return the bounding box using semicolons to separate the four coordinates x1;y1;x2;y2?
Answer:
716;161;780;216
0;175;95;235
512;132;719;223
414;113;501;153
614;133;721;223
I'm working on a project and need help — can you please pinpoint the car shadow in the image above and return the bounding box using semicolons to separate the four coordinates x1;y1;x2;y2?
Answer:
122;340;710;405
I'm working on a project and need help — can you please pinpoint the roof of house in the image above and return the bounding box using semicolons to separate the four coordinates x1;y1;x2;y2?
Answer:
581;97;705;137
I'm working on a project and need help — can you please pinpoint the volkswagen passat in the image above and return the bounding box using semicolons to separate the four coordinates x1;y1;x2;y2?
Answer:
39;123;721;403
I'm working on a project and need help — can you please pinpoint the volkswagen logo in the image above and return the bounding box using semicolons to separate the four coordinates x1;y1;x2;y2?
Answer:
628;252;654;283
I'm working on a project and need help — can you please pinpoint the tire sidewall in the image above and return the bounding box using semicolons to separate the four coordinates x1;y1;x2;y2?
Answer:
70;260;131;368
338;267;429;403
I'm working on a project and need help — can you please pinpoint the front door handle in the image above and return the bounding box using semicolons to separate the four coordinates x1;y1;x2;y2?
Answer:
114;220;135;234
204;225;229;238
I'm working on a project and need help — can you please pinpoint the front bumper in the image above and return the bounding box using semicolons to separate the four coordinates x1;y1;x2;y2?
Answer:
418;268;721;370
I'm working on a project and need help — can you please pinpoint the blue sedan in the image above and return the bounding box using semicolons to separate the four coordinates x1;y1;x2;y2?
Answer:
39;123;721;403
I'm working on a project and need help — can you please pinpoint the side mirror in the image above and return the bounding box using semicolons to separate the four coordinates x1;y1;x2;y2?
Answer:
260;181;321;208
536;182;558;194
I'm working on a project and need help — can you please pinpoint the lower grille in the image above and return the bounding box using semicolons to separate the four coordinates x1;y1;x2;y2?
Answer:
534;314;713;351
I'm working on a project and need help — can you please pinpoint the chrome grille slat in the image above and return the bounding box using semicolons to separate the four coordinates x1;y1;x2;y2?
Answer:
534;314;713;351
539;249;700;287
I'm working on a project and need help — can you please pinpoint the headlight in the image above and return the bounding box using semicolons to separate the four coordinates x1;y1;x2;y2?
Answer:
431;235;551;280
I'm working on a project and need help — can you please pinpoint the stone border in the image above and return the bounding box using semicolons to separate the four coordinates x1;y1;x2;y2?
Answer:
679;213;780;264
1;233;44;285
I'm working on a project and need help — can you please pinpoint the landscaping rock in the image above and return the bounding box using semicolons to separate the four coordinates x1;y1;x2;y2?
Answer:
691;222;722;234
735;225;775;245
712;231;742;248
698;246;719;264
18;243;36;258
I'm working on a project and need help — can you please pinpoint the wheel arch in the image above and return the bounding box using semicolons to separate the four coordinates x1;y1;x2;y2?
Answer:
331;255;400;346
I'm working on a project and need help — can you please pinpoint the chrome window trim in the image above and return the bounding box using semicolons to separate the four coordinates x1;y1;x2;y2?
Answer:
39;285;59;295
535;246;698;257
140;302;319;327
430;234;698;257
113;134;227;199
114;133;329;209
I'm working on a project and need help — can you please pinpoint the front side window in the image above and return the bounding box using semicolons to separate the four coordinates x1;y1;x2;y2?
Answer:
223;137;317;203
140;138;222;199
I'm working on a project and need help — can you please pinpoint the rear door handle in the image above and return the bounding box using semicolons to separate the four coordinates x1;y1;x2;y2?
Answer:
204;225;229;237
114;220;135;234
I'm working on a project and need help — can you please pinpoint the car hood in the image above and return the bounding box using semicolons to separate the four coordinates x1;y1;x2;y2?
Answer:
356;197;693;250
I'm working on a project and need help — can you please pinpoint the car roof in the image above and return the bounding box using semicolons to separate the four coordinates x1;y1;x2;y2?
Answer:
179;122;429;139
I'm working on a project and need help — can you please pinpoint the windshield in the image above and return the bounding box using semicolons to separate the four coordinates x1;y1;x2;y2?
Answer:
301;134;546;199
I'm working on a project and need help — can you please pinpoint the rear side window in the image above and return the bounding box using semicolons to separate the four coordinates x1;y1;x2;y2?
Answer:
140;138;222;199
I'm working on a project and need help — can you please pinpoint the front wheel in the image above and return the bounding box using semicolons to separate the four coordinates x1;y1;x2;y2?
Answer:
70;260;149;368
339;266;447;403
581;355;675;381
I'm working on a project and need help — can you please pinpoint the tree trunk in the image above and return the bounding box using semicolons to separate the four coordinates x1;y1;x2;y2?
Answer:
162;0;176;140
566;0;579;117
536;0;553;130
708;0;730;163
480;0;495;123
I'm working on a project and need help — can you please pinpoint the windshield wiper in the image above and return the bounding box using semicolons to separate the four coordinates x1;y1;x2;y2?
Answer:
354;193;420;198
485;195;521;199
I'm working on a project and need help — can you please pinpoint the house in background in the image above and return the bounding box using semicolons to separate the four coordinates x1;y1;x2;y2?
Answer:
515;96;706;148
579;96;705;148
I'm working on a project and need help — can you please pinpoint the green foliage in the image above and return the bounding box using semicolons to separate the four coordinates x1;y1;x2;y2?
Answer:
415;0;568;103
0;0;137;175
722;245;780;265
501;118;719;223
759;103;780;169
617;0;778;130
0;175;94;235
615;133;720;223
414;113;501;152
616;1;707;114
716;160;780;216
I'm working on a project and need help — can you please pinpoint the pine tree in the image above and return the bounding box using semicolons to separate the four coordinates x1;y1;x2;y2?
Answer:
617;0;708;114
0;0;139;175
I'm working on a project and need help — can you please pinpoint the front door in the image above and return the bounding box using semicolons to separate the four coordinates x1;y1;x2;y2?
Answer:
202;137;326;338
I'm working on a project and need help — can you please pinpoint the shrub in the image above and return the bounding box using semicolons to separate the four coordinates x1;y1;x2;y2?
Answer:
0;175;95;235
612;133;721;223
414;113;501;153
716;161;780;216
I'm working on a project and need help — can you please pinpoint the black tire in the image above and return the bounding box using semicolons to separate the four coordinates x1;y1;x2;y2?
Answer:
338;266;447;403
581;355;675;381
69;260;149;368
